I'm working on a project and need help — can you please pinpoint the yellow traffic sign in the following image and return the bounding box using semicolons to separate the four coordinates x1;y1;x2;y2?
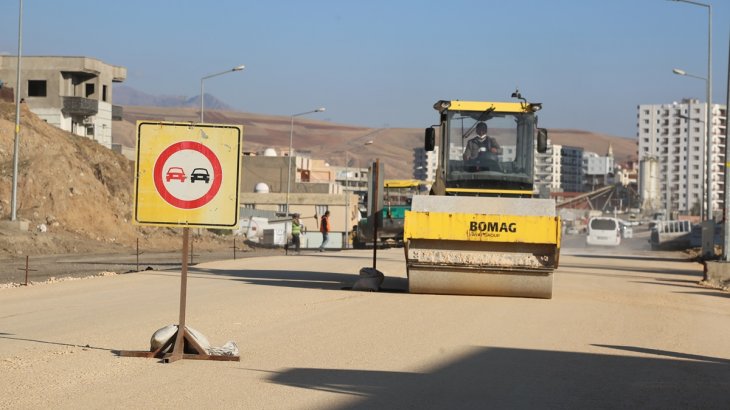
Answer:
134;121;243;228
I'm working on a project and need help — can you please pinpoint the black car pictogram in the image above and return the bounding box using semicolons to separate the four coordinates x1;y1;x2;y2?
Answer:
190;168;210;183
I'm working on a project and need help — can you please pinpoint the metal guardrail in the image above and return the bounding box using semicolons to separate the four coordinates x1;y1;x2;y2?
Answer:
653;220;692;234
650;220;693;250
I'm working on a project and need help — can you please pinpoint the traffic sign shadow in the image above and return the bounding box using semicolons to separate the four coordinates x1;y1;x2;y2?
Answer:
182;266;408;292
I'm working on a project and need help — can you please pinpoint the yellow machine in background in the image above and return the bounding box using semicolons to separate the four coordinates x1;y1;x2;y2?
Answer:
353;179;427;248
404;93;560;298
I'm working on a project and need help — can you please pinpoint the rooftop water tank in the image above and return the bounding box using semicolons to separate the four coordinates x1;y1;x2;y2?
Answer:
254;182;270;193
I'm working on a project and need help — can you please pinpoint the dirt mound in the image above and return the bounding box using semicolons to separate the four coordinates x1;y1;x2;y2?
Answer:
0;102;232;257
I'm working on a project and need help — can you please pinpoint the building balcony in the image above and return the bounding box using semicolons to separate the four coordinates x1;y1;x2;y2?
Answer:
112;105;123;121
62;96;98;117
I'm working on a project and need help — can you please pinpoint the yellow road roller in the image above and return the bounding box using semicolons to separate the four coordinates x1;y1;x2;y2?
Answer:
404;94;560;298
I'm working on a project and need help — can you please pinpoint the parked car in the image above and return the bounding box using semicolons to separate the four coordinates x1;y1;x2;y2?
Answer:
620;223;633;239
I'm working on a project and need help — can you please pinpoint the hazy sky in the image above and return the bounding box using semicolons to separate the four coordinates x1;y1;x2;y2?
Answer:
1;0;728;138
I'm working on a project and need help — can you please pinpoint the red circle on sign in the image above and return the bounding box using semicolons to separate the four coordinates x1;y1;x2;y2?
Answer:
153;141;223;209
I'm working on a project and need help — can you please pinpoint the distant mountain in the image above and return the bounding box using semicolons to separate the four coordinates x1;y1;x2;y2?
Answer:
114;85;232;110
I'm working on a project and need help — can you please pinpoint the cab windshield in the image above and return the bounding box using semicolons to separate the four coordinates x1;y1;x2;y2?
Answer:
444;110;535;192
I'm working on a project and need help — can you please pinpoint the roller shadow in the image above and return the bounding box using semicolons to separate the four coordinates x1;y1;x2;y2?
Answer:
266;346;730;409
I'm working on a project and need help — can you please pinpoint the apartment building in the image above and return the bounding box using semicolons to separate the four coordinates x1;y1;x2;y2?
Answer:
0;56;126;148
560;146;584;192
637;99;728;216
413;146;438;181
534;142;562;194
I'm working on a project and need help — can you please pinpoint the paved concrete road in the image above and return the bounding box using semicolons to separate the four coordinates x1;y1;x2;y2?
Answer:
1;247;728;409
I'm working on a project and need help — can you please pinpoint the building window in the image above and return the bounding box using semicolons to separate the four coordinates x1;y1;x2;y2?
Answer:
27;80;47;97
85;83;94;97
102;85;108;102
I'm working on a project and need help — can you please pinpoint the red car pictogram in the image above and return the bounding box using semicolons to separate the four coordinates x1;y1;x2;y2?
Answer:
166;167;186;182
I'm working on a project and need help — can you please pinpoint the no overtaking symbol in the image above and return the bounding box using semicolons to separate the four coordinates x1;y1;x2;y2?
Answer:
153;141;223;209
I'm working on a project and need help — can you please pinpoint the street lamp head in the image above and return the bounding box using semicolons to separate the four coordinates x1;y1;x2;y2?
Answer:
672;68;686;76
293;107;326;117
201;65;246;123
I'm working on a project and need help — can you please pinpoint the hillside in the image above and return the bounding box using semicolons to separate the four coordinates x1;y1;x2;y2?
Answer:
117;106;637;180
0;102;230;257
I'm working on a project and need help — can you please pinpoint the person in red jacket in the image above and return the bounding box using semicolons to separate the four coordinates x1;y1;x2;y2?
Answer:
319;210;330;252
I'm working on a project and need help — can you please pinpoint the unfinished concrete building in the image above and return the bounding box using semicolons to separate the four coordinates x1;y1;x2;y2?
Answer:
0;56;126;148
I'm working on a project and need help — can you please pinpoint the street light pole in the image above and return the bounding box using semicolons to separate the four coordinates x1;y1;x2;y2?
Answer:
344;151;350;249
722;29;730;262
673;69;713;256
669;0;713;222
285;108;325;215
199;64;245;123
10;0;23;221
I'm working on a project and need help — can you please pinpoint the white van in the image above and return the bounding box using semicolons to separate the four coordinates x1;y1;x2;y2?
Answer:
586;217;621;246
